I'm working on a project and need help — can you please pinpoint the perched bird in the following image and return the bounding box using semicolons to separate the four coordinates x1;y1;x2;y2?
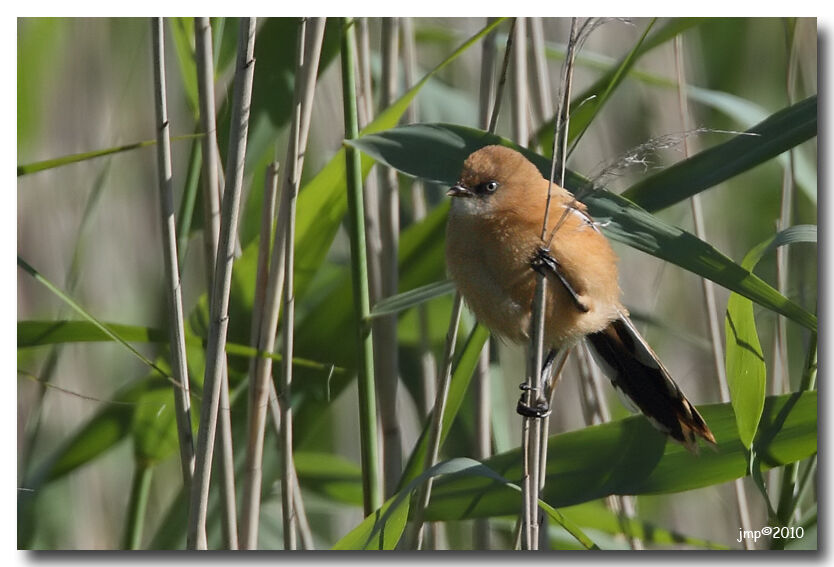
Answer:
445;145;716;451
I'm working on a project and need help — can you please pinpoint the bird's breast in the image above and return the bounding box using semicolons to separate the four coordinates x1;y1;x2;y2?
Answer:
445;203;623;348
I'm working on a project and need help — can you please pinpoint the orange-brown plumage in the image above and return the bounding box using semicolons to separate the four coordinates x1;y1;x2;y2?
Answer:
445;145;715;451
446;145;621;348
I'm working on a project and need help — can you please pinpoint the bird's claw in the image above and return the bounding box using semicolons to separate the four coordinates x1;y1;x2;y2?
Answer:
530;246;558;276
516;383;551;418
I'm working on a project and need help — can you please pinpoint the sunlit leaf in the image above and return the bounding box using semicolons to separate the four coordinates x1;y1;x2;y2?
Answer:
725;225;816;448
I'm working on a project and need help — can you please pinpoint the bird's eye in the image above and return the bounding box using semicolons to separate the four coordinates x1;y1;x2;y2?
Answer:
484;181;499;193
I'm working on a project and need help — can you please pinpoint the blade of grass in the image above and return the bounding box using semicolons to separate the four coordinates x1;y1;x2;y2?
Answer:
622;95;817;212
17;134;202;176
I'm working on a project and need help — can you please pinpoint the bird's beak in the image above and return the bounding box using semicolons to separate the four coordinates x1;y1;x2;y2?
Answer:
447;184;473;198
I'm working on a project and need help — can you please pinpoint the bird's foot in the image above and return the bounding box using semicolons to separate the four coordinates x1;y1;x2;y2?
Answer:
516;383;551;418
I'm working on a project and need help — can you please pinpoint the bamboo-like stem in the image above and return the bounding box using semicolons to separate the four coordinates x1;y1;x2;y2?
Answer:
122;463;153;550
355;18;383;320
528;19;553;550
478;18;498;129
774;18;800;395
511;17;528;145
215;368;238;549
514;15;544;550
528;17;553;133
487;18;517;134
187;18;256;550
473;18;497;549
150;17;196;492
522;16;581;551
402;17;438;425
409;293;464;550
356;18;374;127
341;16;381;517
266;382;316;550
673;34;752;549
195;17;238;550
376;17;403;500
278;16;327;550
240;162;283;549
195;17;222;288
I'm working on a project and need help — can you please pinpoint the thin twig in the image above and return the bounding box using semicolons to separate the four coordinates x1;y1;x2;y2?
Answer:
195;17;238;550
150;16;196;492
409;294;464;550
341;16;382;517
376;17;403;500
674;33;753;549
187;18;256;550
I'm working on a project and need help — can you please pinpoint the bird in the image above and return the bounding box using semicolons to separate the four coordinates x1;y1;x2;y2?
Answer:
445;144;716;452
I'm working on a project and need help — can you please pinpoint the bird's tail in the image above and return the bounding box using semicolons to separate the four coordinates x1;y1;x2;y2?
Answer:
586;313;716;452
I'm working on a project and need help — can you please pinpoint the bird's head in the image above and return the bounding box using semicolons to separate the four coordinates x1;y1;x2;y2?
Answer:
448;145;546;217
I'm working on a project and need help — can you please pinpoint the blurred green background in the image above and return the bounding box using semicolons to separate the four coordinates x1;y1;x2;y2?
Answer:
17;17;816;550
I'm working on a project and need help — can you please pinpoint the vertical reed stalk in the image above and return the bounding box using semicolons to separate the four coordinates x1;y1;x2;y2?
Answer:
510;17;528;145
674;34;753;549
150;16;196;492
473;17;498;549
356;18;384;328
279;16;327;550
240;161;287;547
376;17;403;499
239;162;279;548
774;19;800;395
402;17;438;425
528;19;555;549
341;16;382;517
487;18;517;134
194;17;239;550
187;18;256;550
528;17;553;134
523;16;582;551
267;381;316;550
409;294;464;550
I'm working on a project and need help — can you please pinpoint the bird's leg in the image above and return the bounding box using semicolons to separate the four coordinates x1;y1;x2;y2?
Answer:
516;349;558;418
530;246;589;313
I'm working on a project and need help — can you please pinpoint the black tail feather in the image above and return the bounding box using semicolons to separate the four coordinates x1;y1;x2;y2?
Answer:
586;314;716;452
